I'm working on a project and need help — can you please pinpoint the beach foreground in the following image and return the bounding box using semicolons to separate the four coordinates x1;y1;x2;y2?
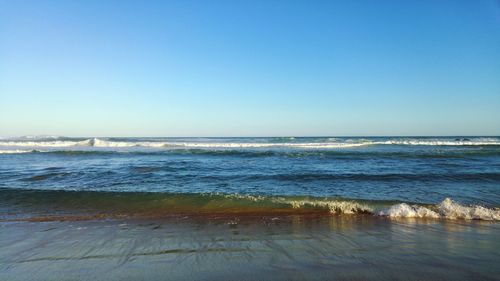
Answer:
1;215;499;281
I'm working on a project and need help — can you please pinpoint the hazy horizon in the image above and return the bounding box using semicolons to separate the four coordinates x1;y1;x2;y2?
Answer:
1;134;500;139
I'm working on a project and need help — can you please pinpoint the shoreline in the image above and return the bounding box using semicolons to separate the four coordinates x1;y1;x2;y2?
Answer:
1;215;499;281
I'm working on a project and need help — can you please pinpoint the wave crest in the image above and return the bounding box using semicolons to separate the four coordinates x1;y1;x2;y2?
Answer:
438;198;500;220
0;149;37;154
380;198;500;221
279;199;373;214
379;203;440;218
0;188;498;221
2;137;499;152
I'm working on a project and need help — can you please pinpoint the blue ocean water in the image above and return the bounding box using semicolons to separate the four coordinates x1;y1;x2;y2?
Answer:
1;136;500;281
0;136;499;220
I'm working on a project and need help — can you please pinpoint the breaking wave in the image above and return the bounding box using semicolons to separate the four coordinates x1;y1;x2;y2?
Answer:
1;137;499;154
376;138;500;146
0;138;369;149
1;189;498;221
0;149;36;154
379;198;500;220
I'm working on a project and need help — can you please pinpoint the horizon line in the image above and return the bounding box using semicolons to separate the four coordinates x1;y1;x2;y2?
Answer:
2;135;500;139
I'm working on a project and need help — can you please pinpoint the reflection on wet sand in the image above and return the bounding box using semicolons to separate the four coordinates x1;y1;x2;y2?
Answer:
1;216;498;281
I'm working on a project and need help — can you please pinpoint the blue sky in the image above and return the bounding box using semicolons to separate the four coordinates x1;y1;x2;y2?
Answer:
1;0;499;137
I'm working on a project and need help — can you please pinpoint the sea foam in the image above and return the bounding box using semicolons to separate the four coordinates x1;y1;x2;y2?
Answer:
283;199;373;214
375;140;500;146
1;137;499;151
222;194;500;220
379;203;440;218
0;149;35;154
379;198;500;221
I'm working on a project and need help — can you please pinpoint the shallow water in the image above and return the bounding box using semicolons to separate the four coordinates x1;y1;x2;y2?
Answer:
1;216;499;281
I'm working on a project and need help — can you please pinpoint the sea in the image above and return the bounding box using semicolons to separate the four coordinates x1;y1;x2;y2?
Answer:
0;136;499;280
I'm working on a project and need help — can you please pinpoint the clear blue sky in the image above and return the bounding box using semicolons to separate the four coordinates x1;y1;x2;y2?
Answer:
1;0;499;137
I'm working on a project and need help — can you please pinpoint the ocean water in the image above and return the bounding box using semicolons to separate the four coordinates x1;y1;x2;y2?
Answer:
0;136;499;220
1;136;499;280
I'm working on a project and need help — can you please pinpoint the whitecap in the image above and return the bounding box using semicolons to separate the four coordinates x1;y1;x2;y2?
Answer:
380;198;500;221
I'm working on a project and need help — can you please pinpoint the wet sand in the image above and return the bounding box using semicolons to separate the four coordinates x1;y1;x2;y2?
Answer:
1;215;498;281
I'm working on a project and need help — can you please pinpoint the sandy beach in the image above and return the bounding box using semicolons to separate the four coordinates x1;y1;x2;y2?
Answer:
1;215;499;281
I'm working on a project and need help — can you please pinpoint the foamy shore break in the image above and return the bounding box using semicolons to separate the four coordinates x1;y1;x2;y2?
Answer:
1;188;499;222
237;196;500;221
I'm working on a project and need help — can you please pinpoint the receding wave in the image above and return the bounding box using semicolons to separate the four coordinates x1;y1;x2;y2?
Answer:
0;189;497;221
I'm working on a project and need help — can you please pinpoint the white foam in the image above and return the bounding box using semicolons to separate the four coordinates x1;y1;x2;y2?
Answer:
222;195;500;220
0;149;35;154
162;142;370;149
379;203;440;218
280;199;373;214
92;138;141;147
438;198;500;220
375;140;500;146
380;198;500;221
0;140;91;147
222;194;373;214
1;137;499;150
0;139;371;149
